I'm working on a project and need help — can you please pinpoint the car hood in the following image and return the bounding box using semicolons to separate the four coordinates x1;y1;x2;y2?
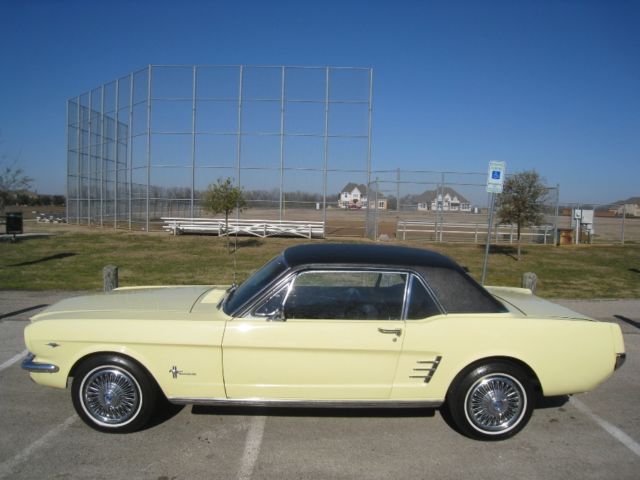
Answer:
30;286;222;322
486;286;594;320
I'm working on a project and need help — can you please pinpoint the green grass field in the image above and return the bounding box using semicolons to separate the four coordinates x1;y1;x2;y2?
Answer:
1;222;639;298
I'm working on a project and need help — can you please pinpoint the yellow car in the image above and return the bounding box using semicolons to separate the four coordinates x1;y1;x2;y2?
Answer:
22;243;626;440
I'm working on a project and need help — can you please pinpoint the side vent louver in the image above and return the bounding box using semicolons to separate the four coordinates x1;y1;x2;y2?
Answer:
409;356;442;384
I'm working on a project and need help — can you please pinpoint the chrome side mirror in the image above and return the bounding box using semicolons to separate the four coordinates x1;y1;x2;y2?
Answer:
266;307;286;322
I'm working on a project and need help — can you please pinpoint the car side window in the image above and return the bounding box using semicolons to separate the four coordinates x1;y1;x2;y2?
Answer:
418;267;507;313
253;282;290;318
406;276;441;319
283;270;407;320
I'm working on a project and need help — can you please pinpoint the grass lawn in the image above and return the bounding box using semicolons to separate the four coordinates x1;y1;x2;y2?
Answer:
1;222;639;298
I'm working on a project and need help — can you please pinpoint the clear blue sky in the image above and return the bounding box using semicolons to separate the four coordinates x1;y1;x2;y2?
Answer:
1;0;638;204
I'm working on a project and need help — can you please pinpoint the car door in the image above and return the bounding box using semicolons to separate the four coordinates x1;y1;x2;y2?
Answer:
222;270;407;400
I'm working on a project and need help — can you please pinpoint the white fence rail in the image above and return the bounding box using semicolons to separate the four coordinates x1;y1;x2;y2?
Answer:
396;220;554;244
162;217;325;239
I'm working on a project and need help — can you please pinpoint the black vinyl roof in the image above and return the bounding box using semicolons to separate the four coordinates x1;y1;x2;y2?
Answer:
282;243;463;271
225;242;505;317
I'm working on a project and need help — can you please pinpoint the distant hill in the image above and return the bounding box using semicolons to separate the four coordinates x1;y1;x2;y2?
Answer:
595;196;640;211
619;196;640;205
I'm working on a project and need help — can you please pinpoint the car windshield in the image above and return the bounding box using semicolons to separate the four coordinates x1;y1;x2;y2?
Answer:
223;255;288;315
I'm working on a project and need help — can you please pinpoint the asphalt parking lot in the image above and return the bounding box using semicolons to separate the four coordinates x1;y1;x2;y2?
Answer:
1;291;639;480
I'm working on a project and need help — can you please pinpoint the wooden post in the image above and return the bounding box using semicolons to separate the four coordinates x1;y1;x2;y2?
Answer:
522;272;537;294
103;265;118;292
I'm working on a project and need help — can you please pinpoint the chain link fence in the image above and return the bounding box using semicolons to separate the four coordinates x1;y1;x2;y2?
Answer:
366;176;638;245
67;64;373;233
552;202;639;245
66;65;638;244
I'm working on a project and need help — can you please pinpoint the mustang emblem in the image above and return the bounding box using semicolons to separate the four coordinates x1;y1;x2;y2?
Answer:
169;366;196;379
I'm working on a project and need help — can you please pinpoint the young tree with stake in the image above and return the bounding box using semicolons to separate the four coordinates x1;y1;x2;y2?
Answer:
497;170;547;261
201;178;247;251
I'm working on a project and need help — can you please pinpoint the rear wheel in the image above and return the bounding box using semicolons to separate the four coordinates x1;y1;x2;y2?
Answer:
446;362;534;440
71;354;157;433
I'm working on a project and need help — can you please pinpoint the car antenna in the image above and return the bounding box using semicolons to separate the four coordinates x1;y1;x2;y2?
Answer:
232;236;238;286
232;203;240;286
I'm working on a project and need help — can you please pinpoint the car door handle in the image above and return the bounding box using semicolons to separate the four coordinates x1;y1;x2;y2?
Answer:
377;328;402;337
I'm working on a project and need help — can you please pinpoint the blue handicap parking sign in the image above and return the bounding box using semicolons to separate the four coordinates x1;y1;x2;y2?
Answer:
487;161;506;193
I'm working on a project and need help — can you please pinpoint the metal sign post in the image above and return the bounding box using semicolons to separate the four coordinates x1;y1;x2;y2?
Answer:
481;161;506;285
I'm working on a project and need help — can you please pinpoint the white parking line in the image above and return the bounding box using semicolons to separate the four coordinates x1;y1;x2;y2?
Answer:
0;349;28;372
571;397;640;457
0;415;78;479
237;416;266;480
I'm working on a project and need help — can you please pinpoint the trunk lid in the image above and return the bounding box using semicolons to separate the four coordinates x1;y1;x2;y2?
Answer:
486;286;595;320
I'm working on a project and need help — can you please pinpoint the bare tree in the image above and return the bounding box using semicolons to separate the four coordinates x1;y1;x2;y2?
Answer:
201;178;247;251
0;160;33;213
497;170;547;261
1;134;32;213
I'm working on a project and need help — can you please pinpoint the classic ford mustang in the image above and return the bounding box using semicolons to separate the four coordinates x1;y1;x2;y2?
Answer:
22;243;625;440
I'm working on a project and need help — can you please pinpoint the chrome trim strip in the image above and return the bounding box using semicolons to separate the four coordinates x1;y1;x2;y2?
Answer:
21;353;60;373
167;397;443;409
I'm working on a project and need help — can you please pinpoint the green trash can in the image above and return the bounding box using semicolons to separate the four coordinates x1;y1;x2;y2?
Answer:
6;212;23;235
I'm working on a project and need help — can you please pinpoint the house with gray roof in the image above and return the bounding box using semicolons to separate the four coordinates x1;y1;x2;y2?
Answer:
339;183;387;210
415;187;471;212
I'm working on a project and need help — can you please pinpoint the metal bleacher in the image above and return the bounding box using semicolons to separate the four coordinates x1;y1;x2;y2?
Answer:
162;217;325;239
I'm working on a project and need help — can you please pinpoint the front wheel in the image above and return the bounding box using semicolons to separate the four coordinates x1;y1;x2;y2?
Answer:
446;362;534;440
71;355;158;433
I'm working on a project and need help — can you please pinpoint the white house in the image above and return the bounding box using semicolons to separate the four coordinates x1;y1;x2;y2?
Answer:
416;187;471;212
339;183;387;210
615;203;639;217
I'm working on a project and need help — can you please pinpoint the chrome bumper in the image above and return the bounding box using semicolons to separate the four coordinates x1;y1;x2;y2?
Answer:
615;353;626;371
21;353;59;373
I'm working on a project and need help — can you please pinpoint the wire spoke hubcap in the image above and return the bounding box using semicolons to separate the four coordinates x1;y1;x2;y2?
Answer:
465;373;526;434
82;367;140;426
